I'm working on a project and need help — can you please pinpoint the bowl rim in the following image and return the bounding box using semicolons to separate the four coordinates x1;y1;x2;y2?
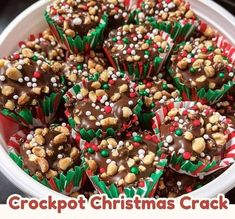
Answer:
0;0;235;199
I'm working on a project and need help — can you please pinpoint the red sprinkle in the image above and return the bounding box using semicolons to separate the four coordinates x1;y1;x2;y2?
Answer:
18;41;25;47
133;142;140;147
97;96;102;101
130;92;137;98
104;106;112;114
193;120;201;127
185;186;193;193
127;48;132;54
13;53;20;60
109;79;115;85
183;152;191;160
169;126;175;132
145;134;152;140
146;82;153;88
99;168;106;174
33;71;41;78
183;110;188;115
138;181;145;188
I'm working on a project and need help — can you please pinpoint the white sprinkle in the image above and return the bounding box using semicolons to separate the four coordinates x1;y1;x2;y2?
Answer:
0;75;6;81
138;149;145;155
72;17;82;25
76;94;83;100
24;76;30;81
57;154;63;159
27;82;32;87
178;148;185;154
27;134;33;140
166;135;173;143
32;77;37;82
106;159;111;164
177;181;182;187
85;111;91;116
128;100;134;106
13;95;18;100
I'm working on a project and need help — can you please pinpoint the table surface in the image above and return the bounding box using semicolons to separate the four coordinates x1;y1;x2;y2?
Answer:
0;0;235;204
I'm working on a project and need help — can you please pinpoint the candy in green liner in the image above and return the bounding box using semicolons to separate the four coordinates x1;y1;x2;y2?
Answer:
152;101;235;177
84;131;167;198
168;37;235;104
44;0;108;53
134;0;199;42
134;76;181;129
7;124;87;195
64;67;139;142
0;52;65;128
62;50;108;88
103;24;174;81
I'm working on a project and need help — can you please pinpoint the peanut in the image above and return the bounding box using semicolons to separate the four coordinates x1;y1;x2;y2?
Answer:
32;146;46;157
58;157;73;171
122;107;133;118
124;173;136;184
192;137;206;154
1;85;15;96
6;67;22;81
53;133;67;145
143;153;155;165
212;132;228;146
107;162;118;176
87;159;97;171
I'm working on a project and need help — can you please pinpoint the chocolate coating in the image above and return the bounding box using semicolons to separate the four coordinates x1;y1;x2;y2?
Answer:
84;131;160;186
20;124;81;180
46;0;103;37
65;67;139;134
159;103;229;164
170;38;235;90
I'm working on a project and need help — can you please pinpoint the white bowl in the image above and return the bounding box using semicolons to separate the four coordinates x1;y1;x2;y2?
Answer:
0;0;235;199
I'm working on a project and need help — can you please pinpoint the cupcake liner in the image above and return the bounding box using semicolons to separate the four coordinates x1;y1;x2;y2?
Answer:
7;130;87;195
44;11;108;54
134;99;155;129
86;153;167;198
103;30;174;81
1;92;63;128
63;84;138;142
168;35;235;104
152;101;235;177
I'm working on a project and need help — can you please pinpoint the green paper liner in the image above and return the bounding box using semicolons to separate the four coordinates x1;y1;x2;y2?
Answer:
134;99;155;130
1;91;63;128
7;130;87;195
103;30;174;81
168;66;235;105
44;11;108;54
63;84;138;142
86;154;168;198
152;101;235;177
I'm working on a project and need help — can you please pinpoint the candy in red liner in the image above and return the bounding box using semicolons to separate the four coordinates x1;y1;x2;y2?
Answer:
0;53;65;128
7;124;87;195
153;101;235;177
168;36;235;104
84;131;167;198
103;24;174;81
64;67;140;142
44;0;108;53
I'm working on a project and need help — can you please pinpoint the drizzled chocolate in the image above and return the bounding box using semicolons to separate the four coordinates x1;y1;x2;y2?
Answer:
63;50;108;87
159;103;229;164
0;53;63;114
65;67;139;135
84;131;160;186
46;0;103;37
20;124;81;180
171;37;235;90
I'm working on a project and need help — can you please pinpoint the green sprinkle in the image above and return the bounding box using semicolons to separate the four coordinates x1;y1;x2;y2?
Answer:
190;67;196;73
133;135;142;142
139;90;148;96
219;72;225;78
162;83;168;90
150;102;155;109
123;38;129;44
87;148;94;154
100;149;109;157
130;166;139;175
158;47;164;53
77;64;83;71
175;129;183;136
208;46;214;51
146;39;152;45
102;83;109;90
32;55;38;61
112;37;117;42
120;71;125;78
144;51;150;55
